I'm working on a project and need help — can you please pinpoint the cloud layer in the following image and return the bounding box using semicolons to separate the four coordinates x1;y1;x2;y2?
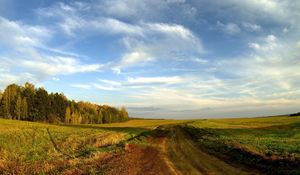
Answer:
0;0;299;118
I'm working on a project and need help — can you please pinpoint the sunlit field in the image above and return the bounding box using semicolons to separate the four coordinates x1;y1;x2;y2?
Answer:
0;118;186;174
98;119;189;128
187;116;300;174
1;116;300;174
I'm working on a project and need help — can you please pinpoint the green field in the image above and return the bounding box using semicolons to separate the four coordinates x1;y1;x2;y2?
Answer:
186;116;300;174
0;118;186;174
1;116;300;174
189;116;300;156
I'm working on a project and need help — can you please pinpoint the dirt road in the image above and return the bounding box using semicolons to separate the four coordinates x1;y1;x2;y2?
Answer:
103;125;257;175
165;126;255;175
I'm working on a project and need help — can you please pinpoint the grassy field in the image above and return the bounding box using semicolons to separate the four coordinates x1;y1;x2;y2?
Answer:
1;116;300;174
0;118;186;174
187;115;300;174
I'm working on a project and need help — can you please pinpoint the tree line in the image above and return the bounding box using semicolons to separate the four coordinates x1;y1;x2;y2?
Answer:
290;112;300;117
0;83;129;124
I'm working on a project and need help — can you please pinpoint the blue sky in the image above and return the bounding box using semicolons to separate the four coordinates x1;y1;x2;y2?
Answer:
0;0;300;118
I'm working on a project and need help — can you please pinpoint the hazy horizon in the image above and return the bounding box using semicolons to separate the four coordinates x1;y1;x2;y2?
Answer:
0;0;299;118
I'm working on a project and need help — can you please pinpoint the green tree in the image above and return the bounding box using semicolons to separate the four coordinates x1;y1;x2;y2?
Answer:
120;106;129;121
35;88;49;121
22;83;35;120
6;84;20;118
50;93;68;122
0;93;10;118
15;95;22;120
65;106;71;124
21;97;28;120
0;83;129;124
0;84;21;118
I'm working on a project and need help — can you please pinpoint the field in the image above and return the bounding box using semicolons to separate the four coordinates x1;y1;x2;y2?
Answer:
189;116;300;157
186;116;300;174
0;116;300;174
0;119;187;174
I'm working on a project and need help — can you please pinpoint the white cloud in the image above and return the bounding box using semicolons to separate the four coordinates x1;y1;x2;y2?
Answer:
266;35;276;42
92;83;118;91
98;79;122;86
242;22;261;32
38;2;205;73
0;16;51;47
2;0;299;118
249;42;261;50
0;16;103;87
127;76;183;85
52;77;60;81
283;27;289;33
0;71;37;89
217;21;240;35
101;18;144;36
73;76;186;93
192;58;208;64
115;51;154;70
21;56;103;76
218;34;299;103
111;22;204;71
249;34;278;51
97;0;193;20
147;23;194;40
71;84;91;89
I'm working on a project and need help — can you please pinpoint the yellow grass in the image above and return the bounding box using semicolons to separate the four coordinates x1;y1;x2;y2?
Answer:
96;119;189;128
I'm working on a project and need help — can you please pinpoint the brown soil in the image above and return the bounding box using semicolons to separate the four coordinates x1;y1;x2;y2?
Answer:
94;126;256;175
97;137;177;175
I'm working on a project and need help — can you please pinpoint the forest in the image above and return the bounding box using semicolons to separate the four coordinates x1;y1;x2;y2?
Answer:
0;83;129;124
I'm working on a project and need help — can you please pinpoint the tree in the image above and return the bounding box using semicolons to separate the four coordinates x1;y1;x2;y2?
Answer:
0;93;10;118
0;84;21;118
0;83;129;124
15;95;22;120
22;83;35;120
25;82;35;91
50;93;68;122
21;98;28;120
6;84;20;118
65;106;71;124
120;107;129;121
78;113;82;124
35;88;49;121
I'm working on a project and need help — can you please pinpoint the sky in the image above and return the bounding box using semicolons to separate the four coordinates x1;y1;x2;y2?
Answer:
0;0;299;119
